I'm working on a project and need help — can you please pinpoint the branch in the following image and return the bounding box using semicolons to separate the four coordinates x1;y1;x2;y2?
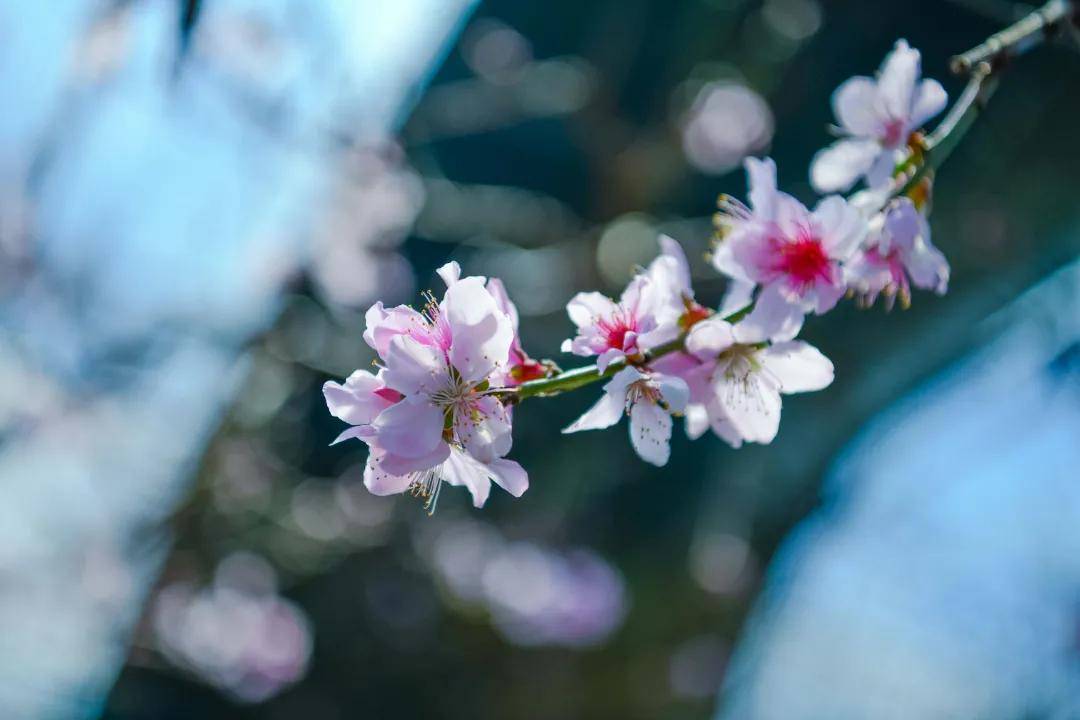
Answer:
950;0;1077;74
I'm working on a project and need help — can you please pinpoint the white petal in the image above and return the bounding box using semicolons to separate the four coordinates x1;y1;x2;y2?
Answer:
686;317;736;360
455;395;513;464
655;374;690;414
832;76;880;136
657;235;693;294
745;156;778;220
719;374;782;444
372;396;446;459
684;403;710;440
444;276;514;383
761;341;834;394
910;78;947;128
436;261;462;287
488;458;529;498
878;39;920;122
883;197;922;253
363;302;430;359
331;426;373;445
566;291;618;328
363;451;416;497
813;195;867;260
706;400;745;448
382;335;446;395
711;239;755;285
810;139;882;194
733;284;804;344
596;348;626;373
865;147;899;189
442;448;491;508
629;401;673;466
719;277;756;317
563;388;627;434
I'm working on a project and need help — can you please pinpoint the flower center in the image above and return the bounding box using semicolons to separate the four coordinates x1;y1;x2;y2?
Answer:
597;310;637;351
882;118;906;147
769;233;831;290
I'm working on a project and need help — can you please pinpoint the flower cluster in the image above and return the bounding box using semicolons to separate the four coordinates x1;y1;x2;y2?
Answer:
326;39;954;511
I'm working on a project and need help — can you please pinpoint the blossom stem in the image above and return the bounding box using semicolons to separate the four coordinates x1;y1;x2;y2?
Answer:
949;0;1077;75
497;304;754;403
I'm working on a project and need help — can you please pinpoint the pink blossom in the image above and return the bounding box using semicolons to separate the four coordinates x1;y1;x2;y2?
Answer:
661;313;833;447
327;262;528;511
561;274;658;372
713;157;866;339
563;367;689;466
846;197;949;309
645;234;712;337
810;40;948;193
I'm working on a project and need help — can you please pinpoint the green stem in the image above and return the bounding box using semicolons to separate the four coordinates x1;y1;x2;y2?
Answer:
496;303;753;403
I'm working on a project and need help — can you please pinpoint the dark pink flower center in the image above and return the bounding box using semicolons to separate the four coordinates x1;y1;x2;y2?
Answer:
597;310;637;351
882;118;907;147
769;234;831;290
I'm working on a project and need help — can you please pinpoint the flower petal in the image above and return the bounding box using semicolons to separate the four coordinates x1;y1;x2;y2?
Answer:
656;374;689;414
718;374;782;444
684;403;710;440
719;277;756;317
877;39;920;123
331;426;374;446
813;195;867;260
486;277;519;330
455;395;513;464
761;341;834;393
363;448;421;497
382;334;447;395
372;396;445;459
323;369;395;426
442;448;491;508
566;291;618;328
563;388;628;434
629;400;673;466
746;156;778;220
686;317;736;360
488;458;529;498
810;139;882;194
444;276;514;383
596;348;626;373
733;284;804;344
910;78;947;129
437;261;462;287
378;441;451;476
832;76;880;136
363;302;431;359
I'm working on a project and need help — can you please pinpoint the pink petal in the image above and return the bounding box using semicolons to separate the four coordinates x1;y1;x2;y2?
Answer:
378;441;451;476
363;302;430;359
382;334;446;396
323;369;394;426
363;449;417;497
372;396;445;459
442;448;492;508
436;261;462;287
444;276;514;383
454;395;513;464
566;291;618;329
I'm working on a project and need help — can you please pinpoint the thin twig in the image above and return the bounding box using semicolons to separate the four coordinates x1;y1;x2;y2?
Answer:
950;0;1077;74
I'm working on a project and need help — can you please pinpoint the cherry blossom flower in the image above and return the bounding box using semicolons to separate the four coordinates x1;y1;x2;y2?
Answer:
713;157;866;340
326;262;528;511
846;197;949;309
563;367;689;466
663;313;834;447
810;40;948;193
561;274;659;372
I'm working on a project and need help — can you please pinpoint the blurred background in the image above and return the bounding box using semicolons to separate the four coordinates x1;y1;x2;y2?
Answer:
0;0;1078;718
